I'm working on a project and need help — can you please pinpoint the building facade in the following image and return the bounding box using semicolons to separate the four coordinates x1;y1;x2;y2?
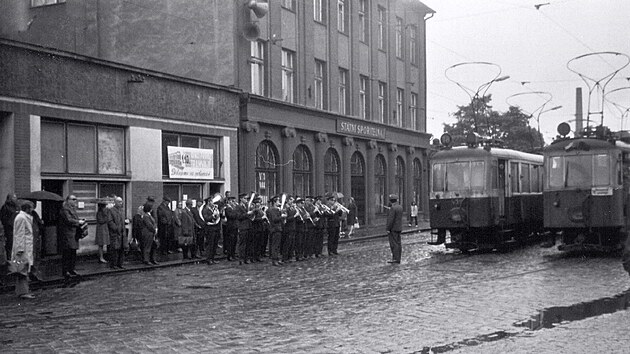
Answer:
0;40;240;259
0;0;434;228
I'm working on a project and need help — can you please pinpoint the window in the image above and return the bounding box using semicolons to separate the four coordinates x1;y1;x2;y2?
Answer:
394;88;404;127
293;145;312;198
31;0;65;7
548;156;564;189
358;0;368;43
314;60;327;109
161;132;220;178
378;82;387;123
375;155;386;214
413;159;422;208
72;181;125;221
522;163;531;193
395;156;405;208
395;17;403;58
41;120;125;175
250;41;266;96
432;161;485;192
410;93;418;130
408;25;417;64
359;76;369;120
281;0;295;11
324;148;341;193
338;68;349;115
282;49;296;103
377;6;386;50
338;0;347;33
314;0;325;23
256;141;279;201
510;162;520;193
163;183;202;206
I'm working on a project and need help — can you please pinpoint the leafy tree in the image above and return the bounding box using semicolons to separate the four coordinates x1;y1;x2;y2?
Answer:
442;95;544;152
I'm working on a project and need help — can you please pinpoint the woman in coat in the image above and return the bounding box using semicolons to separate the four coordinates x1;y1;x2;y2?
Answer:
12;200;35;298
139;203;158;265
95;201;110;263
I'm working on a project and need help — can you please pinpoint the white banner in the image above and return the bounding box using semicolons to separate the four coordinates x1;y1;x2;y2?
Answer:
167;146;214;179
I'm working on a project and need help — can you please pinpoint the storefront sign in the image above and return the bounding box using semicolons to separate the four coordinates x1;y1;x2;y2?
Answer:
337;119;386;140
167;146;214;179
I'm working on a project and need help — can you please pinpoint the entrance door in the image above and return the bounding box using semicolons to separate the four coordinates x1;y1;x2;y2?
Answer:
351;175;366;224
498;159;506;219
41;180;65;256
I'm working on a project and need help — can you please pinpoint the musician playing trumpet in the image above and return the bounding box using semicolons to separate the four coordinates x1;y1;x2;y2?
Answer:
250;197;266;262
281;195;297;263
325;194;344;256
293;197;307;261
311;196;327;257
201;194;222;265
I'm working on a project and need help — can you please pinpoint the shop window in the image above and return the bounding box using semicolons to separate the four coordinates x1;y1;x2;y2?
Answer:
395;156;405;208
375;155;386;214
256;141;279;201
324;148;341;193
41;120;125;175
293;145;312;197
71;181;124;221
162;132;221;178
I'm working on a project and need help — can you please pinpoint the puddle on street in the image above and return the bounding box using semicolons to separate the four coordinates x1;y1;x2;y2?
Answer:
418;289;630;353
514;289;630;330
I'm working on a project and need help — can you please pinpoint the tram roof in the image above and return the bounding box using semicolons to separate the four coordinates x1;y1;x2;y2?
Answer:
431;146;543;163
545;137;630;153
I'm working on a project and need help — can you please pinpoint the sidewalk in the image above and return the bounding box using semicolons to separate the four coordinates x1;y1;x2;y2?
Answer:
1;220;431;294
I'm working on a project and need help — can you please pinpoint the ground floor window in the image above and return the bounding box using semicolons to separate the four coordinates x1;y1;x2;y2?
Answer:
163;183;203;207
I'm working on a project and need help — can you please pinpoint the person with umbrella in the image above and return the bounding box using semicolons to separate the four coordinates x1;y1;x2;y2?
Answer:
58;195;86;278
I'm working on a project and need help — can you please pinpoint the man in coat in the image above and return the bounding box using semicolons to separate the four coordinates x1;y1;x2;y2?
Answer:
0;193;18;262
156;197;174;255
386;194;403;264
58;195;85;277
266;195;286;266
108;197;127;269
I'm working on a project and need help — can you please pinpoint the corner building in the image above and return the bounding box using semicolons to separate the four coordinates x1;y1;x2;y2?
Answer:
0;0;433;229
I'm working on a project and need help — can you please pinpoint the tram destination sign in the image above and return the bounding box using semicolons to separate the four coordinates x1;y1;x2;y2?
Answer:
336;119;386;140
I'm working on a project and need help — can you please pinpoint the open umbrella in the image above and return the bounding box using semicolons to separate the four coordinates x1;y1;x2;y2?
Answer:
20;190;64;202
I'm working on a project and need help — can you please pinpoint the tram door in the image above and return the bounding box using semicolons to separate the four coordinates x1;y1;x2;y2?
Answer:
497;159;507;219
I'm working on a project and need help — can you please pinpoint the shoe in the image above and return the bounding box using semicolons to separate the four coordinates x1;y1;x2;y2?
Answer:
69;271;80;277
427;241;445;245
118;265;126;270
109;265;117;269
150;261;159;265
143;261;152;266
272;261;279;266
19;293;35;299
99;259;108;264
387;260;401;264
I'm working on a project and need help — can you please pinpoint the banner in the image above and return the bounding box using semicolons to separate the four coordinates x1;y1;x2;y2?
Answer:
167;146;214;179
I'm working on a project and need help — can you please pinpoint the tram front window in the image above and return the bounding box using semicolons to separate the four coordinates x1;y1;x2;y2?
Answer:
566;155;592;187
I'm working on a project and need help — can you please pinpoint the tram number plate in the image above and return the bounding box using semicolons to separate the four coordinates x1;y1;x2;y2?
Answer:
591;187;612;196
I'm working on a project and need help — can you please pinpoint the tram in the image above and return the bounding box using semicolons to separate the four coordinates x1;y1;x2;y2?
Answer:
429;133;544;252
544;123;630;252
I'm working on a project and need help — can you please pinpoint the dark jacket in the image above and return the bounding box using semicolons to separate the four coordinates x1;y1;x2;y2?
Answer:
108;205;127;249
386;203;403;233
157;202;174;227
235;203;252;231
267;206;284;233
58;202;82;250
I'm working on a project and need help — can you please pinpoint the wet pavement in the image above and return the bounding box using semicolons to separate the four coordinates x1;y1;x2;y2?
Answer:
1;228;629;353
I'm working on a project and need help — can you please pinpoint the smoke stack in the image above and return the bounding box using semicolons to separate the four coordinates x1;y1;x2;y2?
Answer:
575;87;583;133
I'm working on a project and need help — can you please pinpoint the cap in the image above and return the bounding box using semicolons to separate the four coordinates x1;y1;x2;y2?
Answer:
305;196;314;200
270;195;279;203
146;196;156;202
389;194;399;201
253;197;262;203
238;193;248;198
162;196;171;202
295;198;304;203
227;196;236;200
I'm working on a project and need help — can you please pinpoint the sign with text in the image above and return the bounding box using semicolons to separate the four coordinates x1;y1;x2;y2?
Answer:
336;119;386;140
167;146;214;179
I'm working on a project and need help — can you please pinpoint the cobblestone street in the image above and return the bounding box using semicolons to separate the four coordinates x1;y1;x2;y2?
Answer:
1;231;629;353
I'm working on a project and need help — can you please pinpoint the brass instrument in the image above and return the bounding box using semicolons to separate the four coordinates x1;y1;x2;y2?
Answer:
332;201;349;214
298;205;315;225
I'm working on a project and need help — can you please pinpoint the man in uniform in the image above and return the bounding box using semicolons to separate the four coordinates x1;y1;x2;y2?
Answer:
325;195;344;256
157;197;174;255
386;194;403;264
201;195;222;264
223;196;238;261
267;196;287;266
235;193;254;264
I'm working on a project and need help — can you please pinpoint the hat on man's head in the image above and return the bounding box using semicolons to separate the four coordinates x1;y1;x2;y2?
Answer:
389;194;399;201
238;193;248;198
146;196;156;202
227;196;236;200
253;197;262;203
295;197;304;203
162;196;171;202
270;195;280;203
315;195;323;201
305;196;314;200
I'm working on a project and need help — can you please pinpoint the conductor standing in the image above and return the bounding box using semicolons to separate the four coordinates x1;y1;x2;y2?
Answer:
386;194;403;264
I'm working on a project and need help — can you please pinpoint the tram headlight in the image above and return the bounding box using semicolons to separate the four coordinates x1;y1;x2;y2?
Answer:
440;133;453;147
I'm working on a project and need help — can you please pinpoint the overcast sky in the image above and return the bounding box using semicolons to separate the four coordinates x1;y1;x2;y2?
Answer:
421;0;630;143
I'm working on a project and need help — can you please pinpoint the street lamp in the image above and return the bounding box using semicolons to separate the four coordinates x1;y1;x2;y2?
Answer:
445;62;510;134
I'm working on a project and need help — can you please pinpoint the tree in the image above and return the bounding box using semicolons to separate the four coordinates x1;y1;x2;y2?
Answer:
442;95;544;152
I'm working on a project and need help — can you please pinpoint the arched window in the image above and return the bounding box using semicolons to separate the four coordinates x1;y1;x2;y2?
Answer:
255;141;279;202
351;152;366;223
374;154;386;214
413;158;422;210
293;144;312;198
395;156;405;208
324;148;341;193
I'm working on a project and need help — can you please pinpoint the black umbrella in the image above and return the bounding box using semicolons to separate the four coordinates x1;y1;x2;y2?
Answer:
20;190;64;202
